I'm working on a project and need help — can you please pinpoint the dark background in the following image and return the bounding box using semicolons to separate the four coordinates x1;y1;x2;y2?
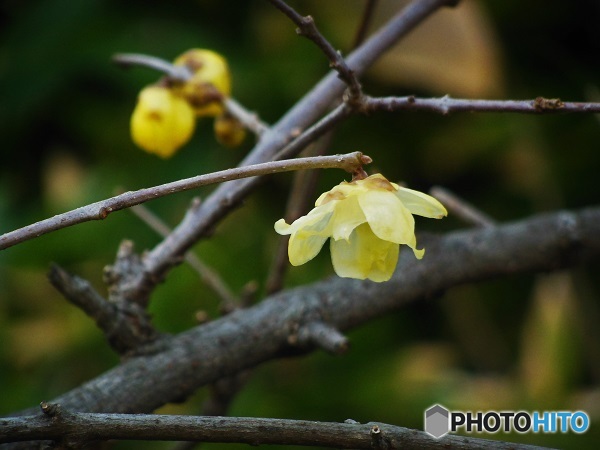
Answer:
0;1;599;448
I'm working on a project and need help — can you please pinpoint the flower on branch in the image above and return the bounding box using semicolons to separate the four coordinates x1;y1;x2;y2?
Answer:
173;49;231;117
130;85;196;158
275;174;447;282
130;48;244;157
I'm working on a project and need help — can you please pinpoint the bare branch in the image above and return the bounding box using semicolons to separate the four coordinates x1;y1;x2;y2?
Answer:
6;206;599;419
130;202;239;309
113;53;192;81
1;407;551;449
352;0;379;48
267;0;362;101
430;186;496;228
222;97;270;137
0;152;368;251
48;264;161;354
362;95;600;115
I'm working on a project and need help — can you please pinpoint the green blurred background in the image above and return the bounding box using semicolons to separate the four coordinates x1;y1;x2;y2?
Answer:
1;0;599;448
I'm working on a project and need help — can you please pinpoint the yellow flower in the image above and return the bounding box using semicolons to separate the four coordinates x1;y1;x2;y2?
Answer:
173;49;231;117
274;174;447;282
130;85;196;158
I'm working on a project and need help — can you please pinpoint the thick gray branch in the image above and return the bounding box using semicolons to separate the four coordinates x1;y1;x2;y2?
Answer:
1;408;550;449
5;206;599;419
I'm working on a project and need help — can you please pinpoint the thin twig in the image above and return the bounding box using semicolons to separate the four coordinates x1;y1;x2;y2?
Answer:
130;203;239;309
113;53;192;81
223;98;270;137
362;95;600;114
266;132;334;294
267;0;362;101
0;152;369;251
352;0;379;48
2;407;551;449
430;186;497;228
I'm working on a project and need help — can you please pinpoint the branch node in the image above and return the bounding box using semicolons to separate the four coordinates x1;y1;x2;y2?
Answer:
40;401;62;418
534;96;564;112
369;423;391;449
294;321;349;355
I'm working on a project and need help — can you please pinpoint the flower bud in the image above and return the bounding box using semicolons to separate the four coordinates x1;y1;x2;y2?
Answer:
213;113;246;148
130;85;196;158
173;49;231;117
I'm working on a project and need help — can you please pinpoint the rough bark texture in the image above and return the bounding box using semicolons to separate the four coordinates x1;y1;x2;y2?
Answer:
7;206;599;417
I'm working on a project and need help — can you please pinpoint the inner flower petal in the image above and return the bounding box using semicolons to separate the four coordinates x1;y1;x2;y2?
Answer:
358;189;415;245
330;223;399;282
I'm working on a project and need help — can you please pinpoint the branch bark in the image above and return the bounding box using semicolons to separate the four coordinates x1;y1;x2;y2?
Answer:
0;152;367;250
5;206;599;420
362;95;600;114
1;407;551;450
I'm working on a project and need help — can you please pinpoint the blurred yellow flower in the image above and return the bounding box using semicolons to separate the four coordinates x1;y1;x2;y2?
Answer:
130;85;196;158
173;49;231;117
275;174;447;282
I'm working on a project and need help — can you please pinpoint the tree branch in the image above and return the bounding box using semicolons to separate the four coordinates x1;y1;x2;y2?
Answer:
1;406;551;449
362;95;600;115
113;53;191;81
430;186;496;228
267;0;362;101
0;152;368;251
112;0;454;305
48;263;161;355
130;202;240;310
5;206;598;421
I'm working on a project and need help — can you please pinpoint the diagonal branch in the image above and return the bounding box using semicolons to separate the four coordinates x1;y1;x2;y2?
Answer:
0;152;368;251
267;0;362;101
6;206;599;419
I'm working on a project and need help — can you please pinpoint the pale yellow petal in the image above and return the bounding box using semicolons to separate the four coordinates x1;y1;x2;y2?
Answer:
395;187;448;218
330;223;399;282
357;189;415;244
403;231;425;260
329;195;366;241
288;231;328;266
274;204;334;236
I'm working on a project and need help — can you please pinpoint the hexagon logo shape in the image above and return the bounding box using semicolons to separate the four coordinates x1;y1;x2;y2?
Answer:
424;404;450;439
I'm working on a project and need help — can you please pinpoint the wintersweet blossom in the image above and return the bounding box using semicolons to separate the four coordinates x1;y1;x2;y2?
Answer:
173;49;231;117
130;85;196;158
274;173;447;282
